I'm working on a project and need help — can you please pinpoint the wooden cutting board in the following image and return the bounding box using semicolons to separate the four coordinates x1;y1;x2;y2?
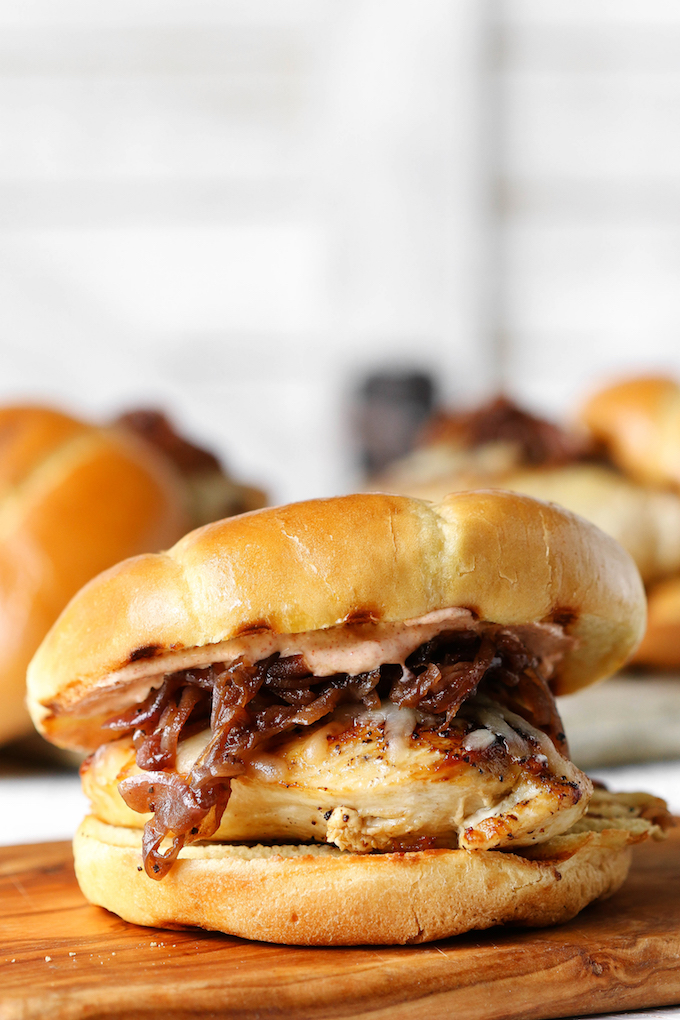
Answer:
2;829;680;1020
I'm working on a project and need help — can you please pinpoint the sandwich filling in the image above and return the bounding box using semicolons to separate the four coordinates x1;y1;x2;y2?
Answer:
377;397;599;488
87;615;591;880
419;396;594;468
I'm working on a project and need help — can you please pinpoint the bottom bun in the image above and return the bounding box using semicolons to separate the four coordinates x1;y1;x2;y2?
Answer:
73;791;667;946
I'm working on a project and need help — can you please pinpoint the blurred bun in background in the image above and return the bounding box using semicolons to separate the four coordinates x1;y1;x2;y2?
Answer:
116;409;267;528
633;576;680;669
582;377;680;490
580;376;680;669
0;403;267;748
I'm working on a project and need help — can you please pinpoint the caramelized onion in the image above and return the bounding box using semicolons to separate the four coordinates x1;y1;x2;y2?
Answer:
107;629;568;879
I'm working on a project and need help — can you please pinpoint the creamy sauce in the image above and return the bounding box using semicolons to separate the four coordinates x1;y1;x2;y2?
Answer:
71;609;572;719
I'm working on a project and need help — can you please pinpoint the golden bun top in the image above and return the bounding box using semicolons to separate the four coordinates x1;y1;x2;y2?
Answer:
27;490;645;750
581;376;680;490
0;404;191;745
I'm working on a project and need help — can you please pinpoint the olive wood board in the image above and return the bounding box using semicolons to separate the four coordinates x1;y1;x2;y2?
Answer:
2;830;680;1020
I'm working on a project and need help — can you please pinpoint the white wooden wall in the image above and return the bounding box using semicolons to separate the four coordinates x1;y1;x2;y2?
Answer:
0;0;491;503
499;0;680;417
1;0;679;501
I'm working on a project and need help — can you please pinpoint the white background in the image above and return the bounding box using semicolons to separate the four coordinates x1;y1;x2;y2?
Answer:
6;2;680;504
499;0;680;414
0;0;490;504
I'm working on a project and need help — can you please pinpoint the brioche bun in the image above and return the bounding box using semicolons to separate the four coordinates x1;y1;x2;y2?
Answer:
579;376;680;666
631;575;680;667
27;490;645;750
0;405;190;745
582;376;680;490
73;790;666;946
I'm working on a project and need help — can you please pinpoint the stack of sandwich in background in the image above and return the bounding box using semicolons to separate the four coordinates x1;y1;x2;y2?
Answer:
0;404;266;756
582;377;680;669
371;376;680;767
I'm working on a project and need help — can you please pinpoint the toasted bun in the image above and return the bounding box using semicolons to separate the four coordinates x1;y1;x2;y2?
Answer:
27;490;645;749
0;406;190;745
631;575;680;667
72;789;666;945
581;376;680;490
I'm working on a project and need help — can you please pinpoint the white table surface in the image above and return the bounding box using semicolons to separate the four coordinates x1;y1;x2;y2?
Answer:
1;759;680;1019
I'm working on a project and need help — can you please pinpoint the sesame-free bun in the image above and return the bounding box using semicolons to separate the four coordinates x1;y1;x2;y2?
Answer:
0;405;190;745
632;575;680;668
582;376;680;490
72;789;667;945
578;377;680;667
27;490;645;750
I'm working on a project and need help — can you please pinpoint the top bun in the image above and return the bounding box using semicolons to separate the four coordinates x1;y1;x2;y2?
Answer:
0;405;190;745
27;491;645;751
582;376;680;490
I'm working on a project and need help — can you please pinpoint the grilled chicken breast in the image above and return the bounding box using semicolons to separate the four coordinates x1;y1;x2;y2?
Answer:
83;695;590;854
